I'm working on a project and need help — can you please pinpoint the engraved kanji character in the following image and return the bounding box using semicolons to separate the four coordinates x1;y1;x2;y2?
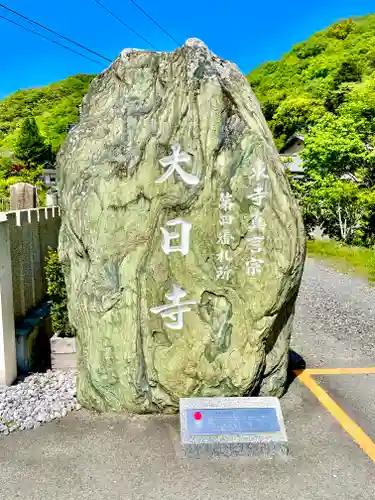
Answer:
150;285;197;330
217;248;233;263
219;214;233;226
216;265;232;281
247;235;264;253
250;211;265;231
219;192;233;212
246;257;264;276
156;143;199;185
250;159;269;183
160;219;192;256
217;230;234;246
247;185;267;207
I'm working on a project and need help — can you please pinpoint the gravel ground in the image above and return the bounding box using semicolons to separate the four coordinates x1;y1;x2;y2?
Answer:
0;370;80;435
293;258;375;366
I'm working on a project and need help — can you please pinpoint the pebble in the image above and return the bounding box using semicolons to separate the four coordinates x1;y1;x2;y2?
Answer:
0;370;81;435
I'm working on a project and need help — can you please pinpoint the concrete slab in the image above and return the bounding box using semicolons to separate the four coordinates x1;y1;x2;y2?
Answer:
1;376;375;500
316;374;375;442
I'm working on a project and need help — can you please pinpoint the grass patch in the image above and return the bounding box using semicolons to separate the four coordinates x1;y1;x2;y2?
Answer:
307;240;375;283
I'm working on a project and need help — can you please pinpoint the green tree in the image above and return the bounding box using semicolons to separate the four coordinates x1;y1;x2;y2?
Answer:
271;96;325;148
339;75;375;136
45;247;74;337
0;74;94;158
247;13;375;247
247;14;375;151
13;117;52;167
323;83;353;113
290;172;375;245
301;114;375;180
314;177;375;244
332;60;362;89
0;175;25;209
287;171;321;236
327;19;356;40
0;155;12;178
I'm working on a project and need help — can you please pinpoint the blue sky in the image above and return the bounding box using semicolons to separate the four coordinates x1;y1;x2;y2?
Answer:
0;0;374;98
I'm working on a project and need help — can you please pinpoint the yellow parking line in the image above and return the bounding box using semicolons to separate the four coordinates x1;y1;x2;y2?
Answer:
304;367;375;375
295;370;375;463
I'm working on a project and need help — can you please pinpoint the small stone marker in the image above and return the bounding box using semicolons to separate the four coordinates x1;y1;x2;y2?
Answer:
180;397;287;458
10;182;37;210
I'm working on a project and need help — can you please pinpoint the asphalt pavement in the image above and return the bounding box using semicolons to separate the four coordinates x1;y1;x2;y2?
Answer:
0;258;374;500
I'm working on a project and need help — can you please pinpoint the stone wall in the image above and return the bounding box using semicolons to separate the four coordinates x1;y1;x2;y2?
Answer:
0;207;61;385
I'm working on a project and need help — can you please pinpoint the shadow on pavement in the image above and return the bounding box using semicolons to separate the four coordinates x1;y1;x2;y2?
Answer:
285;349;306;394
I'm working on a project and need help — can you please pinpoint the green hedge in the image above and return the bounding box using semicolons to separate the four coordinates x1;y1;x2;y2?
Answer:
45;247;75;337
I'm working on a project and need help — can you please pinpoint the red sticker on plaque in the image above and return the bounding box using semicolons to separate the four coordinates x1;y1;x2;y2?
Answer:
194;411;202;421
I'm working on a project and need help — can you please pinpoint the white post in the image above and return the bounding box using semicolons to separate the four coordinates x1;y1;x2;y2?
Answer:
0;214;17;386
46;190;58;207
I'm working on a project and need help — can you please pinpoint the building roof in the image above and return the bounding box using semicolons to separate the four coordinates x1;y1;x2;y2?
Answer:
340;172;358;182
280;154;360;182
293;133;305;141
279;133;305;153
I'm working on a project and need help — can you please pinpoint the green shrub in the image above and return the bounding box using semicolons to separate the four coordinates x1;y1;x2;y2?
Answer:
45;247;75;337
292;40;327;59
327;19;356;40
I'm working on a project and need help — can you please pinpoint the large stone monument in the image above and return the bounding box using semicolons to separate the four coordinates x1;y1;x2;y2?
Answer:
56;39;306;413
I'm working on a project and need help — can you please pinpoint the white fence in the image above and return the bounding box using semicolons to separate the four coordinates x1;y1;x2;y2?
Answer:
0;207;61;385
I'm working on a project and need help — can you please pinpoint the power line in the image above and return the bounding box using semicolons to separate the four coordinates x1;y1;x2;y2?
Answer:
128;0;181;47
0;14;104;66
92;0;158;50
0;2;112;63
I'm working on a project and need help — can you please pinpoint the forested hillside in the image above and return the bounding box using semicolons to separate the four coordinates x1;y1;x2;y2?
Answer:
247;15;375;246
248;15;375;152
2;15;375;160
0;74;94;155
2;15;375;245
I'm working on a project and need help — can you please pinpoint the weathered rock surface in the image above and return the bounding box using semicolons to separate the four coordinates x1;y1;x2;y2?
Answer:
57;38;306;413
